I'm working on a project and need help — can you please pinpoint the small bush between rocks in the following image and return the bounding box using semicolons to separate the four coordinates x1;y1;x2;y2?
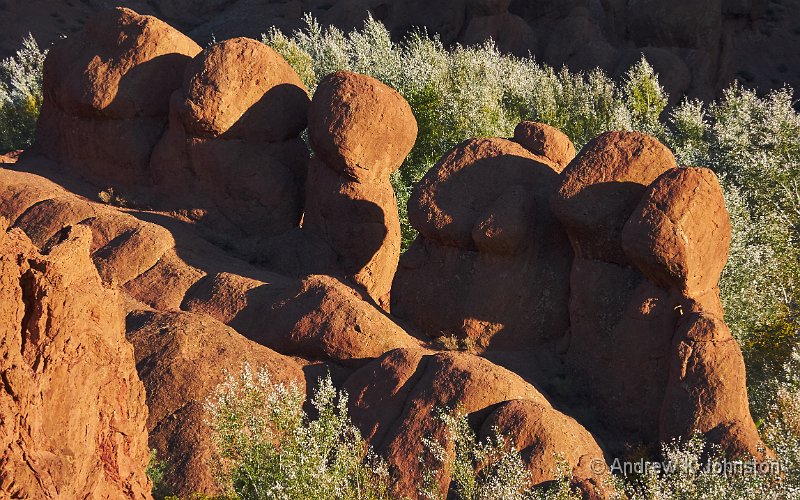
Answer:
205;364;391;499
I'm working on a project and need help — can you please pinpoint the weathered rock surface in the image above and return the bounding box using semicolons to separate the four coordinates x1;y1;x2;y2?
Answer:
550;132;764;457
149;36;311;245
0;221;150;498
622;167;732;297
302;71;416;310
551;130;677;265
394;135;572;349
343;349;609;498
308;71;417;183
34;7;201;187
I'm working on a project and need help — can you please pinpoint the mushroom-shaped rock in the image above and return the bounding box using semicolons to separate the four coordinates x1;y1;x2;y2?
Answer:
622;167;731;297
308;71;417;182
303;72;416;309
393;136;571;349
178;37;310;141
480;399;613;498
551;131;677;264
512;121;576;171
127;309;306;496
149;37;310;245
35;7;201;187
0;222;150;498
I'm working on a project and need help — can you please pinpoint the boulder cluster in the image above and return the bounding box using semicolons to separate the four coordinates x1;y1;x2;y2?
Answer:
0;8;767;499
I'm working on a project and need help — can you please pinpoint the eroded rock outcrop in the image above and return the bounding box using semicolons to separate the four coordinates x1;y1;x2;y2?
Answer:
343;348;611;498
34;7;201;188
0;221;150;498
150;36;311;245
302;71;417;310
393;124;574;350
0;7;770;497
127;309;306;496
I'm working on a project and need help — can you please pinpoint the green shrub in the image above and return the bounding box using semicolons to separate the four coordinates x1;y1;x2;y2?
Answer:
621;433;794;499
419;407;582;500
0;34;46;153
205;364;390;499
262;16;669;248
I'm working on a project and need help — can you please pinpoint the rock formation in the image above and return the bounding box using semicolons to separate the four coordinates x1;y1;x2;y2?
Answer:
0;220;150;498
150;36;311;247
34;7;201;188
393;123;573;350
0;7;770;498
304;71;417;310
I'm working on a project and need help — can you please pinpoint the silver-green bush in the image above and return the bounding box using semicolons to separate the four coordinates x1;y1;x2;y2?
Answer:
0;34;46;153
205;365;390;499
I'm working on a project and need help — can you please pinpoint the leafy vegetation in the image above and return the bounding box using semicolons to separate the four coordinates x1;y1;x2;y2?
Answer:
205;365;390;499
207;364;799;499
419;408;582;500
0;34;45;153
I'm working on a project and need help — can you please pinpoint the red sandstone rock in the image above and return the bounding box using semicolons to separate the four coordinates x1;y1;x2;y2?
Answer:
178;37;309;141
308;71;417;183
512;121;576;171
395;136;571;349
303;71;415;309
0;221;150;498
660;311;768;459
149;38;310;244
622;166;732;297
480;399;613;498
343;349;609;497
304;157;401;310
551;130;677;264
34;7;201;187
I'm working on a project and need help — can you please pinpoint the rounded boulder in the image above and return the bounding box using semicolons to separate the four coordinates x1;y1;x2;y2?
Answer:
512;121;576;171
43;7;201;119
622;167;731;296
550;131;677;264
308;71;418;182
179;37;310;141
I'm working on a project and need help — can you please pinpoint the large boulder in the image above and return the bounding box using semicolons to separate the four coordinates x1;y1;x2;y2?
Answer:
150;37;310;247
394;133;573;350
302;71;416;310
308;71;417;183
0;221;150;498
622;166;732;297
34;7;201;187
551;132;766;458
550;130;677;265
